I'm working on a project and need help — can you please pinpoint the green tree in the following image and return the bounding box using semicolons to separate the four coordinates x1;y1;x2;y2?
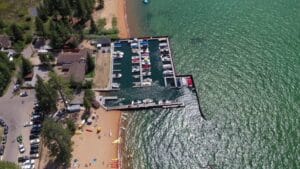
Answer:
0;161;20;169
10;24;23;42
83;88;95;111
41;118;73;167
97;0;104;10
66;119;76;135
35;17;46;36
0;53;13;96
21;57;33;78
89;18;97;34
35;76;58;114
48;72;72;108
86;53;95;74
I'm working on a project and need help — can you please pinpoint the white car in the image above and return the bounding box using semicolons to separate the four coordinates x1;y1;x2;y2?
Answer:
18;144;25;153
31;115;41;119
24;121;33;127
30;139;40;144
30;153;39;159
23;159;35;165
32;124;41;128
21;164;34;169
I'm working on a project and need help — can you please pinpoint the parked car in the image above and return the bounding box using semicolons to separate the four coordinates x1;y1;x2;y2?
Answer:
30;149;39;154
18;144;25;153
0;145;4;155
32;111;41;115
30;153;39;159
32;120;42;125
2;136;7;144
23;159;35;165
18;156;30;163
24;121;33;127
30;139;40;145
20;91;28;97
4;126;8;134
29;134;39;140
0;119;5;126
30;144;40;149
32;124;42;128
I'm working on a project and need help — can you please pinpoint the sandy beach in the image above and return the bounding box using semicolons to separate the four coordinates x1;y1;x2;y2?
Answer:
70;109;121;169
93;0;130;38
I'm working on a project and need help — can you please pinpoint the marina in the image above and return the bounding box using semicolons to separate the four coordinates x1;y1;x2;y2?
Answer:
97;36;203;114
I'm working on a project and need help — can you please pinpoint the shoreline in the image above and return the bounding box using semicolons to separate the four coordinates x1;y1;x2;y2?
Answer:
117;0;130;38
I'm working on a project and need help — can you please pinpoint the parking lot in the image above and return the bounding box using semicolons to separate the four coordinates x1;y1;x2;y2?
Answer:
0;81;36;164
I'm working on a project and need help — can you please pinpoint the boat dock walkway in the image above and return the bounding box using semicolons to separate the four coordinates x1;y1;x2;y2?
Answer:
104;102;185;111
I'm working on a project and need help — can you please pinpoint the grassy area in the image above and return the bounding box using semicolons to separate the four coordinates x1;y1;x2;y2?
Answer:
0;0;39;22
85;57;96;78
0;161;20;169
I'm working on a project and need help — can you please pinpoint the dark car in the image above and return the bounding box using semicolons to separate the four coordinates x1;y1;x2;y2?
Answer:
30;130;41;135
32;120;42;125
2;136;7;144
0;119;5;126
31;127;41;132
31;144;39;148
0;145;5;155
4;126;8;134
18;156;30;163
30;149;39;154
29;134;39;140
32;111;41;116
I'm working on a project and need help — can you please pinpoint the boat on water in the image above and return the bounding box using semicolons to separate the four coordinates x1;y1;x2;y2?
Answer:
112;83;120;88
142;71;151;76
132;66;140;73
143;98;153;104
113;51;124;59
143;0;149;4
113;73;122;78
163;70;173;75
163;64;172;69
133;75;140;79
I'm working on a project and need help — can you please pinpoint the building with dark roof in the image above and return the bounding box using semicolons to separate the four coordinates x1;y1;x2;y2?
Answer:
57;49;89;83
0;35;12;50
97;36;111;47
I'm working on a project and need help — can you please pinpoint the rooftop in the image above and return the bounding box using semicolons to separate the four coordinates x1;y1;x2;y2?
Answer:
0;35;12;49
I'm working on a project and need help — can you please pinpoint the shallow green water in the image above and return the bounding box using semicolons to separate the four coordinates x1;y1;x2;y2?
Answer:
122;0;300;168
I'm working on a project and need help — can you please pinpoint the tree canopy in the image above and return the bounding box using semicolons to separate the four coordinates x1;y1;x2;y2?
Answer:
0;52;14;96
21;57;33;78
41;118;73;167
35;75;58;114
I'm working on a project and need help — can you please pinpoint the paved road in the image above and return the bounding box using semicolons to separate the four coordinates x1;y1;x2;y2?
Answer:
0;81;35;163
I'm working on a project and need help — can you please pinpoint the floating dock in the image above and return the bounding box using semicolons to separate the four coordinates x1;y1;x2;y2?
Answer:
97;36;205;118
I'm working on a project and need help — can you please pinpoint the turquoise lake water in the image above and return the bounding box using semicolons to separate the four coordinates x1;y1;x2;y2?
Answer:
122;0;300;168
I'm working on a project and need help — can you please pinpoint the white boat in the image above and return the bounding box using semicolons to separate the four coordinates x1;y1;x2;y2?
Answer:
132;66;140;72
142;82;152;86
113;73;122;78
133;75;140;79
158;100;163;105
113;51;124;59
143;98;153;104
163;64;172;69
112;83;120;88
163;70;173;75
143;78;152;83
132;56;139;59
142;71;151;76
161;57;171;62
